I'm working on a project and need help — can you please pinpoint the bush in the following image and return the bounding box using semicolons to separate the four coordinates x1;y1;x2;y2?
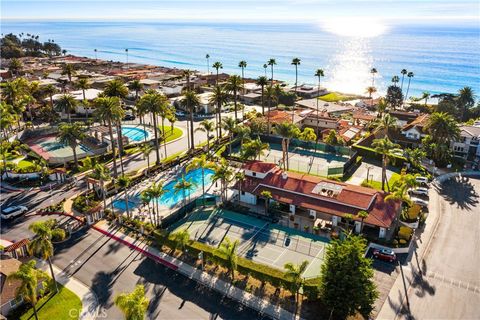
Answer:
52;229;66;242
355;156;363;165
361;181;374;188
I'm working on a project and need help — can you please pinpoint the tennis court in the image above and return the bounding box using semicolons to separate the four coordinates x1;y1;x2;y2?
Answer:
172;208;329;278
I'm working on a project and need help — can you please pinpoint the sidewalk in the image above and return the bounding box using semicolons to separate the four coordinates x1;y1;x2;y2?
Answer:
36;260;99;320
92;220;299;320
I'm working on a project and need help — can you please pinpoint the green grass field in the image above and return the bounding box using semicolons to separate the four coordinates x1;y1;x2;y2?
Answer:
319;92;363;102
20;285;82;320
159;126;183;143
363;172;402;191
17;160;35;169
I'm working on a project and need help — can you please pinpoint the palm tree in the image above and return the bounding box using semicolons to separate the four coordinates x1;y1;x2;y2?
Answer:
256;76;268;115
215;237;239;281
196;119;216;154
457;86;475;122
226;75;243;122
142;181;165;226
422;91;430;107
43;84;58;107
424;112;460;143
186;154;215;205
265;85;278;132
139;143;153;175
370;68;377;87
357;210;369;233
181;90;200;150
90;163;111;210
400;69;408;92
57;122;85;170
233;124;251;149
260;190;272;216
275;122;300;170
114;284;149;320
211;158;234;202
234;171;245;204
405;72;414;103
8;260;49;320
284;260;309;305
267;58;276;85
291;58;301;97
117;175;132;218
61;63;76;83
374;113;398;137
94;96;125;177
75;78;90;100
241;138;269;161
222;117;237;154
55;94;78;122
128;79;144;102
314;68;325;135
174;175;194;211
205;54;210;74
372;137;400;191
137;91;168;163
391;75;400;87
212;61;223;85
238;60;247;92
171;229;190;252
209;86;228;138
104;79;129;99
366;86;377;100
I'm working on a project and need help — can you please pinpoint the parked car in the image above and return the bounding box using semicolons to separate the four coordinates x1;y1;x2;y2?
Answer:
1;206;28;220
408;187;429;196
123;111;135;121
373;248;396;263
411;197;429;207
175;111;186;117
415;176;429;185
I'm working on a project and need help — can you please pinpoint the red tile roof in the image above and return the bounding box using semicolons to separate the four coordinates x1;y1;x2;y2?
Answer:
242;161;278;173
266;110;292;124
238;164;400;228
4;239;30;252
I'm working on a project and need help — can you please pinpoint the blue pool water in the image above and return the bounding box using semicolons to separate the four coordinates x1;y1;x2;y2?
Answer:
112;199;139;211
121;126;148;142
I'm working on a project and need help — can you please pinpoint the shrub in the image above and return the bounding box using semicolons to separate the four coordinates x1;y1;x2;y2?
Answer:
361;181;374;188
52;229;66;242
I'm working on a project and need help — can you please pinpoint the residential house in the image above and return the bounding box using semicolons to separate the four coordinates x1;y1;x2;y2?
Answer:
235;161;401;240
296;98;355;117
390;113;429;148
51;88;103;117
0;255;23;316
288;85;327;99
451;125;480;161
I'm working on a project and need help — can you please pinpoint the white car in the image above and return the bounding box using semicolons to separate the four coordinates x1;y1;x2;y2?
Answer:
409;187;429;196
411;197;429;207
415;176;429;185
1;206;28;219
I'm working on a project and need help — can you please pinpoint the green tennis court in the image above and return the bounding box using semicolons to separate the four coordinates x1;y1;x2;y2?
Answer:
172;208;329;278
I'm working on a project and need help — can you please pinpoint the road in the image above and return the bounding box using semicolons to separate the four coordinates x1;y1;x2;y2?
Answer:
378;175;480;320
0;214;268;320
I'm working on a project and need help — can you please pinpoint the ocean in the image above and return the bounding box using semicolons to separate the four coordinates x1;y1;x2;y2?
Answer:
2;21;479;99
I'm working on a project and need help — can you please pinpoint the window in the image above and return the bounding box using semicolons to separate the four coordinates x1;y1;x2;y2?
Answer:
252;172;257;177
241;191;245;195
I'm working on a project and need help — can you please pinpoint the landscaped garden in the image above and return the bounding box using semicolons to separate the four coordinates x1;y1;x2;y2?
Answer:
159;125;183;143
318;92;364;102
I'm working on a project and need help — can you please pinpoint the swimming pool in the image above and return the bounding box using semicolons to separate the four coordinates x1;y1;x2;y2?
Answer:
121;126;149;142
112;199;139;211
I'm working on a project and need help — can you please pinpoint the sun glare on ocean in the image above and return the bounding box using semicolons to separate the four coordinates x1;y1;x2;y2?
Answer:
321;18;388;38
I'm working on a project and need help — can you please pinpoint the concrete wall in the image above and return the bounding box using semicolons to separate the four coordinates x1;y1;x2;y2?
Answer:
239;191;257;205
244;169;268;179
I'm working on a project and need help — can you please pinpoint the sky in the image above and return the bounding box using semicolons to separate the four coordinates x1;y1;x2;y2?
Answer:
2;0;479;25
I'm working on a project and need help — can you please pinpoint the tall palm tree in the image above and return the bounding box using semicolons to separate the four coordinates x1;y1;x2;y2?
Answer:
212;158;234;202
265;85;278;132
374;113;398;137
104;79;129;99
75;78;90;100
256;76;268;115
114;284;150;320
55;94;77;123
457;86;475;122
28;219;63;293
314;69;325;134
391;76;400;87
186;154;215;205
205;54;210;74
284;260;309;305
139;143;153;175
372;137;400;191
174;175;194;210
137;91;168;163
424;112;460;143
209;85;228;138
43;84;58;108
422;91;430;107
212;61;223;86
275;122;300;170
57;122;85;170
400;69;408;92
222;117;237;154
8;260;49;320
261;190;272;215
128;79;144;102
370;67;378;87
215;237;239;281
61;63;76;83
241;138;269;161
267;58;276;85
90;163;111;210
238;60;247;92
366;86;377;107
291;58;301;97
234;171;245;205
226;75;243;122
357;210;369;233
405;71;414;103
181;90;200;150
233;124;251;149
142;181;165;226
94;96;125;177
196;119;216;154
117;174;132;218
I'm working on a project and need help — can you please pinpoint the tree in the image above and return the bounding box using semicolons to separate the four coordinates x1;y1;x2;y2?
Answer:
256;76;268;115
8;58;23;77
90;163;111;210
284;260;308;305
374;113;398;137
222;116;237;154
171;229;190;252
233;124;251;149
43;84;57;108
61;63;76;83
324;129;338;145
75;78;90;101
174;176;194;210
128;79;144;101
370;67;377;87
209;85;228;138
94;96;125;177
8;260;50;320
196;119;216;154
391;75;400;87
291;57;301;98
142;181;165;227
181;89;200;150
424;112;460;144
139;143;153;175
404;71;414;103
104;79;129;99
114;284;150;320
385;85;403;110
241;138;269;161
357;210;369;233
28;219;64;293
205;53;210;74
55;94;78;123
320;235;378;320
421;91;430;107
275;122;300;170
212;61;223;85
372;137;400;191
267;58;276;85
186;154;215;206
260;190;272;216
405;148;426;169
234;171;245;205
400;69;408;92
343;213;354;232
457;86;475;122
265;85;278;131
365;86;377;102
57;122;85;170
238;60;247;93
117;175;132;218
299;127;317;148
226;75;243;122
215;237;239;281
212;158;234;202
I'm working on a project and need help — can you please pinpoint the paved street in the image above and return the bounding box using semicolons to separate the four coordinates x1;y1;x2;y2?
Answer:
378;175;480;320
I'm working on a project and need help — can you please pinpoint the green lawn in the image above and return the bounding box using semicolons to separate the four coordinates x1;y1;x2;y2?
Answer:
319;92;363;102
159;126;183;143
363;172;402;191
20;285;82;320
17;160;35;169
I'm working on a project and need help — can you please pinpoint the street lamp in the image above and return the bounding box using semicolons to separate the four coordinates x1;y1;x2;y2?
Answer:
365;164;374;183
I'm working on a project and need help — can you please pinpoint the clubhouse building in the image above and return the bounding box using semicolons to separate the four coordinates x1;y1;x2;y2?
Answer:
234;161;402;240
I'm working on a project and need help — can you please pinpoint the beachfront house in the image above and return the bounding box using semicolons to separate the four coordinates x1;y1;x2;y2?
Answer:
288;85;327;99
234;161;402;240
295;98;355;117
